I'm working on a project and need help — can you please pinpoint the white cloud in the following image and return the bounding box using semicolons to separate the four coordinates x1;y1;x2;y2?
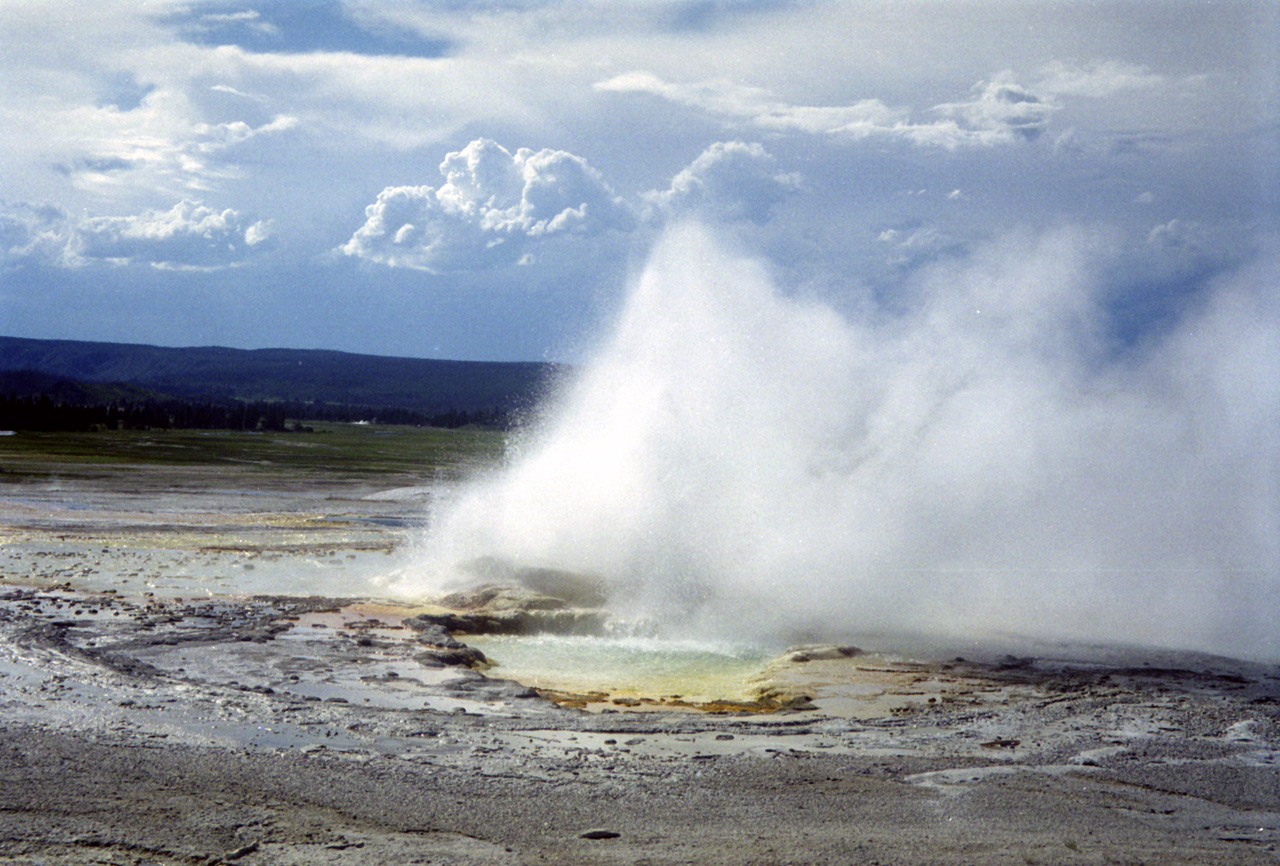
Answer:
209;84;259;100
78;200;272;269
932;76;1057;144
22;72;303;205
597;70;1059;149
1;199;272;270
644;141;800;224
876;224;963;269
595;71;900;137
594;71;908;137
1037;60;1165;98
0;202;78;268
341;138;633;272
191;114;298;151
1147;218;1204;250
189;46;536;151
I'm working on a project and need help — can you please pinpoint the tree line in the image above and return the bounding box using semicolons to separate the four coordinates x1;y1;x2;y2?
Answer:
0;394;511;433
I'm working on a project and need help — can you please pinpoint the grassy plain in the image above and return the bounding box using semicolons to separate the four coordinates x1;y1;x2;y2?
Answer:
0;423;507;487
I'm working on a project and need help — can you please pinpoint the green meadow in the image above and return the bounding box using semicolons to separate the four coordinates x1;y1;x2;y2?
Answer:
0;423;508;486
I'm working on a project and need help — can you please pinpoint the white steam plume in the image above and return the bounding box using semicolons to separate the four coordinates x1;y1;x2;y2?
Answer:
400;223;1279;660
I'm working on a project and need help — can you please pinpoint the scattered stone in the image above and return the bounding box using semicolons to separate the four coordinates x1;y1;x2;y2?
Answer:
994;655;1036;671
415;646;490;669
579;828;621;840
224;840;260;860
782;644;863;663
403;619;464;648
458;557;608;607
409;607;608;637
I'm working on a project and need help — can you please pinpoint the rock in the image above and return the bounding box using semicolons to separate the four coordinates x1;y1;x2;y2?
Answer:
224;840;260;860
438;584;565;612
995;655;1036;671
492;681;540;700
782;644;863;663
579;828;621;840
414;646;490;669
407;607;608;637
458;557;608;607
403;619;464;648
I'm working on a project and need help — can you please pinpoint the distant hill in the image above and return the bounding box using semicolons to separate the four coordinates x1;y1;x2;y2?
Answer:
0;369;160;405
0;336;560;415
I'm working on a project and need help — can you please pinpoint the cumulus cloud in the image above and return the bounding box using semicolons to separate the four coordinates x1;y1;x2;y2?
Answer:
0;199;272;270
644;141;800;223
78;200;273;269
597;70;1057;149
341;138;633;272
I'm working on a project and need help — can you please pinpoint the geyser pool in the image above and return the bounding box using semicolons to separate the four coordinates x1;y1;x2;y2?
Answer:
397;222;1280;661
463;634;773;705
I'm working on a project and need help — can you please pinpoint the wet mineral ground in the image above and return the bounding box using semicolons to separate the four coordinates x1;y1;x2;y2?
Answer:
1;462;1278;865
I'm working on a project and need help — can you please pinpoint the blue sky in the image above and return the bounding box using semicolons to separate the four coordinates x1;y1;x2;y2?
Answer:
1;0;1276;362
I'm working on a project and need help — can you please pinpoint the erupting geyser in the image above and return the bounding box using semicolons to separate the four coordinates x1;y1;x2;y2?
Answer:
398;223;1279;660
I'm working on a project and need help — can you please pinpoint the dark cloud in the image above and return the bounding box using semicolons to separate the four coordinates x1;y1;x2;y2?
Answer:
659;0;792;33
52;157;137;177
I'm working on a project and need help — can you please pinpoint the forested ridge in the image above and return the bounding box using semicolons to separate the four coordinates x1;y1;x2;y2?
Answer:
0;337;557;431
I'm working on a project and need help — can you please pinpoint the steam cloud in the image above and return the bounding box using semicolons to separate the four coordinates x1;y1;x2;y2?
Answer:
403;223;1279;660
